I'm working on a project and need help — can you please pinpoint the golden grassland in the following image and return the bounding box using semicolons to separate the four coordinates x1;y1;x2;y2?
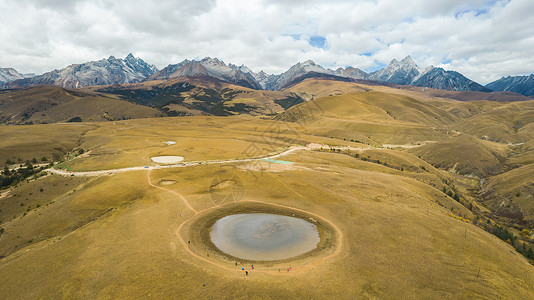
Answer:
1;81;534;298
1;149;533;298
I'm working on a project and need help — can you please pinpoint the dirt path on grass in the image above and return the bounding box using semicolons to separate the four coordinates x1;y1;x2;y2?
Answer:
46;146;308;177
46;141;419;177
146;169;197;214
145;168;344;276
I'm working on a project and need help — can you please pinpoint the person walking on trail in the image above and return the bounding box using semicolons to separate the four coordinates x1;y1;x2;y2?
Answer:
245;271;248;276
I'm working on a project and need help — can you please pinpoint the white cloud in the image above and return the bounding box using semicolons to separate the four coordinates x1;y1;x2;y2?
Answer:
0;0;532;84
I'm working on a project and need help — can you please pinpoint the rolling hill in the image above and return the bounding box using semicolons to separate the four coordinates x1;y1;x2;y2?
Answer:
408;135;508;177
95;76;305;116
0;86;163;124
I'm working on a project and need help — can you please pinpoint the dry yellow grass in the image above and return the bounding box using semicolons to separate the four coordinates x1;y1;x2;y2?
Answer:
1;83;534;298
1;149;533;298
0;86;163;124
409;134;509;177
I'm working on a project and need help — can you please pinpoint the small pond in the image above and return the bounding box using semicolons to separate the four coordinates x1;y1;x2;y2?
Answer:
210;213;320;261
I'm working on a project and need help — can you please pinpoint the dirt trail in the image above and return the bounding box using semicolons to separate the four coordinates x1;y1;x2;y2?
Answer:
46;142;412;177
47;146;308;177
145;168;344;276
147;169;197;214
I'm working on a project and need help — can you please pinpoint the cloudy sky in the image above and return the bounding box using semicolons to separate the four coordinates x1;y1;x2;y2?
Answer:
0;0;532;84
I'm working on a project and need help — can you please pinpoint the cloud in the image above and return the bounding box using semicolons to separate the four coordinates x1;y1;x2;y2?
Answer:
0;0;532;84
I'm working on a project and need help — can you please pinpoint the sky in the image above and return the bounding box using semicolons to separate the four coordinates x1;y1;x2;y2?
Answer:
0;0;533;84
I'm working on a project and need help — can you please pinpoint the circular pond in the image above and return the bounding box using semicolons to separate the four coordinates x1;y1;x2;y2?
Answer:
209;213;320;261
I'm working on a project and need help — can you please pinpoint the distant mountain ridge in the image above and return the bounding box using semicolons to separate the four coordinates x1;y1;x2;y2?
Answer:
369;56;420;85
148;57;261;89
0;68;34;83
3;54;157;89
486;75;534;96
412;66;491;92
1;55;531;95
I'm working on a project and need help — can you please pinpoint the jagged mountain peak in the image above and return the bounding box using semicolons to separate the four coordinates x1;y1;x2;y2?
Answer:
412;67;491;92
0;67;35;83
3;54;158;89
401;55;414;62
200;57;225;66
335;66;369;80
149;57;261;89
370;55;421;85
486;74;534;96
269;60;332;90
1;54;513;94
0;67;30;83
400;55;418;67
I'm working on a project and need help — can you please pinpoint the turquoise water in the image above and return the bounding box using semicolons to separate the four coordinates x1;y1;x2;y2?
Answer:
210;213;320;261
262;159;293;164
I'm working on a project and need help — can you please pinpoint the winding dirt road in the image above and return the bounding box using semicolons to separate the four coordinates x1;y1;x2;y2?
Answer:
47;145;309;177
45;142;398;177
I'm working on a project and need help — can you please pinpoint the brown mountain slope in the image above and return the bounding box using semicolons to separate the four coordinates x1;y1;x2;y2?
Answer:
275;90;459;144
452;100;534;143
0;86;163;124
398;85;533;102
480;164;534;224
409;135;508;177
93;76;305;116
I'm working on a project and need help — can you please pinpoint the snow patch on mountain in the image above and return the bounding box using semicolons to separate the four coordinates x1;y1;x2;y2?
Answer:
486;75;534;96
3;54;158;89
0;68;33;83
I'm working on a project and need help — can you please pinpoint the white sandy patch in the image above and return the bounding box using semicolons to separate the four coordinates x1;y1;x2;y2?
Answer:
162;141;176;145
158;179;177;186
151;156;185;164
238;160;309;173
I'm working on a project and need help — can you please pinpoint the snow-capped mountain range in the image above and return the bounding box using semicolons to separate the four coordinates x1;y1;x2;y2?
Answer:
2;54;157;89
369;56;420;85
148;57;261;89
0;68;34;83
0;55;530;95
486;74;534;96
